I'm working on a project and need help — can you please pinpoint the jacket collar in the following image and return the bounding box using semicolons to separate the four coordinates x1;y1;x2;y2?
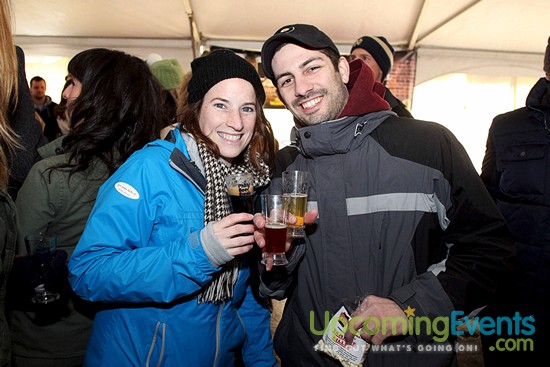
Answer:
38;136;65;159
163;129;207;194
295;111;394;157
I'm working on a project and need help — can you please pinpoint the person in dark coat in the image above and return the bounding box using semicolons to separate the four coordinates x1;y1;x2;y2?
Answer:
7;49;48;199
480;36;550;366
29;76;60;142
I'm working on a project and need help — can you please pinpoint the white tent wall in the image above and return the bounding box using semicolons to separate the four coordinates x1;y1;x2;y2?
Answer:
416;47;544;84
413;47;544;173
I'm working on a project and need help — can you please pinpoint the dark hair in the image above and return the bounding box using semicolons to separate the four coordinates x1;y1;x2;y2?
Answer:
29;76;45;86
161;89;178;126
178;92;275;174
54;78;72;120
320;48;341;71
58;48;166;177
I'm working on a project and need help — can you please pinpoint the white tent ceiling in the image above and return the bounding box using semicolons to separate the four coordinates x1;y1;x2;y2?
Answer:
13;0;549;82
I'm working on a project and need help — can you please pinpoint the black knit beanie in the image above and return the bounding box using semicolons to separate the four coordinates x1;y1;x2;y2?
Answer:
350;36;395;81
187;49;265;104
544;37;550;73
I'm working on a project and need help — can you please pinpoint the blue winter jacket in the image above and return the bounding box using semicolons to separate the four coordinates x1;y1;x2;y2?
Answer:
68;131;276;367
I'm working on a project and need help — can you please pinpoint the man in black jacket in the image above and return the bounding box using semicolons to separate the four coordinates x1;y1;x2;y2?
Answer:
30;76;60;142
480;36;550;365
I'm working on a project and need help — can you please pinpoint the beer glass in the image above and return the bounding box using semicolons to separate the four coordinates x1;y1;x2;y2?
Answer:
25;233;60;304
282;170;308;238
260;194;289;266
225;172;255;214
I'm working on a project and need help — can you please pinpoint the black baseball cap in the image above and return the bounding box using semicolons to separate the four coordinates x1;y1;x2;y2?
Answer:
261;24;339;82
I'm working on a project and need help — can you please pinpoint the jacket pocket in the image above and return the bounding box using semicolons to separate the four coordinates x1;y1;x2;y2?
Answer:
498;144;547;198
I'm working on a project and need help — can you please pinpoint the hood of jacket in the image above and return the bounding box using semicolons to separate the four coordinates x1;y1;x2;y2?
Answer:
526;77;550;109
338;59;391;117
526;77;550;130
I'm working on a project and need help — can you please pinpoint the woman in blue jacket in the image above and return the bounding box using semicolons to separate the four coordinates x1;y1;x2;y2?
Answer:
68;49;277;366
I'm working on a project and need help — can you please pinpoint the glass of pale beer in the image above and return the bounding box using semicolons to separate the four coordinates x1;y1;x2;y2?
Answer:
282;170;308;238
225;173;255;214
260;194;289;266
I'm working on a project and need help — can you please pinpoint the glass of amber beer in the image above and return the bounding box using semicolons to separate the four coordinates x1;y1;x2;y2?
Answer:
260;194;289;266
282;170;308;238
225;173;255;214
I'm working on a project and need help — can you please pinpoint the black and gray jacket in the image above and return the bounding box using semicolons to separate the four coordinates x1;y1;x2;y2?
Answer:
262;110;515;366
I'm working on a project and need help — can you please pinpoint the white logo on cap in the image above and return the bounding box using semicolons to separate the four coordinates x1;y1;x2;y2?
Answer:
114;182;140;200
279;26;295;34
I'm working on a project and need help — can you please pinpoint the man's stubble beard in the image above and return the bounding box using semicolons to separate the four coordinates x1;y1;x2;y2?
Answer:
288;81;349;128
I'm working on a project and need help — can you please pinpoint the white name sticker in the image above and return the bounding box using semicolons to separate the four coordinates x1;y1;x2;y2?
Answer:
114;182;140;200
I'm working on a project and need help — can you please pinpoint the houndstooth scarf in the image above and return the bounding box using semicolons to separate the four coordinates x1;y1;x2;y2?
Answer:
197;142;270;304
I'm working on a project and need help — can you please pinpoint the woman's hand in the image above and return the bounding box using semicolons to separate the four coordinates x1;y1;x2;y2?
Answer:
211;213;255;257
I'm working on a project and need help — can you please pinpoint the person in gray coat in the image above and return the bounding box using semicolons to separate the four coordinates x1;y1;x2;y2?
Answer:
254;23;515;367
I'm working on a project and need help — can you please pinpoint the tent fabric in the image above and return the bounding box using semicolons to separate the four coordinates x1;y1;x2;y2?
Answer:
13;0;549;82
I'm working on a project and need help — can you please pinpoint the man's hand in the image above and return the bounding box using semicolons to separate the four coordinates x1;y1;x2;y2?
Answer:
344;295;408;345
254;209;318;270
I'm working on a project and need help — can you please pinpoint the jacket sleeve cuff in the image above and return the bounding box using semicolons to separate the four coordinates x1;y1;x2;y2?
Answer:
258;241;306;299
284;240;306;272
200;222;234;268
388;272;455;344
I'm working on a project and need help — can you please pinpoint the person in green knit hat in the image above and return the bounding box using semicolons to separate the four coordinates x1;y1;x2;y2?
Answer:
150;57;185;133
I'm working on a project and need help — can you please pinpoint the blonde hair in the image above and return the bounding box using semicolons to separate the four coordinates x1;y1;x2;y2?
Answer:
0;0;20;190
